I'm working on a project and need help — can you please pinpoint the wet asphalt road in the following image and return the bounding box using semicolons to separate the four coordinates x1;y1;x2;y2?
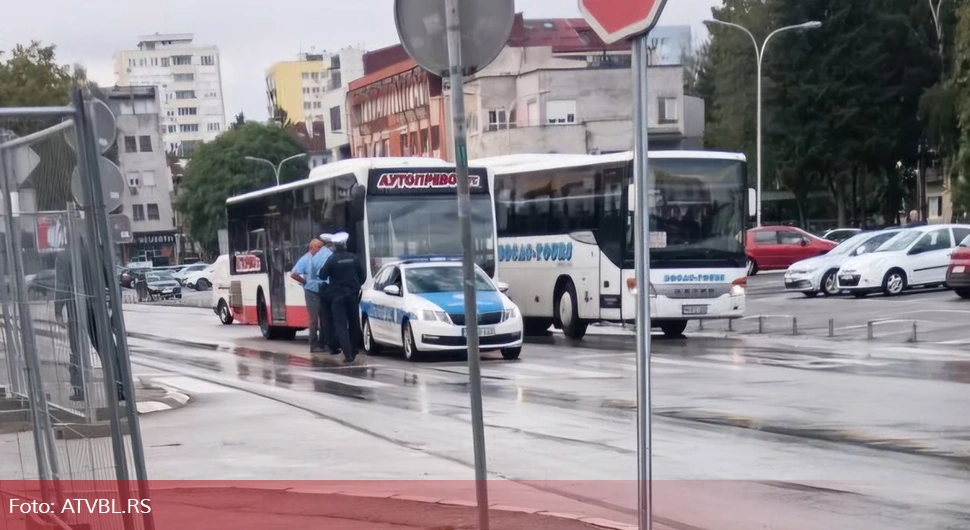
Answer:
118;301;970;530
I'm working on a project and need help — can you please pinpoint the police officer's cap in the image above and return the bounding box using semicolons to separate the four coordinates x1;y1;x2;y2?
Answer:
333;232;350;244
319;233;334;243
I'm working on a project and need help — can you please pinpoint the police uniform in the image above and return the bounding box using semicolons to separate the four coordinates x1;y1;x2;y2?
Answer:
318;232;365;362
317;233;340;354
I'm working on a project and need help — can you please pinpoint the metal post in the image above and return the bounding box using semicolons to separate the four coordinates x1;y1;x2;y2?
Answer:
71;90;138;530
792;317;798;336
911;322;917;343
444;3;489;530
632;34;653;530
758;316;764;334
755;49;763;227
828;318;834;337
867;322;874;340
728;319;734;332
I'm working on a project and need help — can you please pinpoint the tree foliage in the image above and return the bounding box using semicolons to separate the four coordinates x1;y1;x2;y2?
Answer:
174;122;308;257
952;1;970;216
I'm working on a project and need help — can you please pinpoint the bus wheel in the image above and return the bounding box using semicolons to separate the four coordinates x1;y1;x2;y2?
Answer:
218;300;234;325
660;320;688;338
555;281;588;340
257;292;273;339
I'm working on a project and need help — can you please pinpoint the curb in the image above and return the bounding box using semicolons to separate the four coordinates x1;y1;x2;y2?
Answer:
135;379;191;415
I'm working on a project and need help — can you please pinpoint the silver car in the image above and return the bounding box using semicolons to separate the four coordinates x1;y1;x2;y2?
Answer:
784;229;904;297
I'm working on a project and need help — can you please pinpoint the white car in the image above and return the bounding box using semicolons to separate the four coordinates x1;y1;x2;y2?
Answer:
836;224;970;297
208;255;233;324
785;229;903;297
360;258;524;361
184;263;217;291
174;262;208;284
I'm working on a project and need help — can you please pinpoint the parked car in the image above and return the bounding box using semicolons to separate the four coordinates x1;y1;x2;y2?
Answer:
173;262;209;285
946;234;970;299
184;265;217;291
821;228;862;243
837;224;970;297
208;255;234;324
746;226;838;275
135;270;182;300
785;229;904;297
359;258;523;361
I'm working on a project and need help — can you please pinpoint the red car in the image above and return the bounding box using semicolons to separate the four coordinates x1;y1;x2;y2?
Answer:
945;235;970;299
745;226;838;275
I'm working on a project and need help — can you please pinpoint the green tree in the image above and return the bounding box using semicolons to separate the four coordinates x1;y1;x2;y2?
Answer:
174;122;308;257
952;1;970;217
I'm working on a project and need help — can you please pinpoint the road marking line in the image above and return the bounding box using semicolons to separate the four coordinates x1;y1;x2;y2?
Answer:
300;371;393;388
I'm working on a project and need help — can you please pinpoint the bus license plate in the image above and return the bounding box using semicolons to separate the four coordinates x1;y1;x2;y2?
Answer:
463;327;495;337
682;305;708;316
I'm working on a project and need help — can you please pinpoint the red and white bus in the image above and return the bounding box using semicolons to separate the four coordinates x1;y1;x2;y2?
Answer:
224;157;498;340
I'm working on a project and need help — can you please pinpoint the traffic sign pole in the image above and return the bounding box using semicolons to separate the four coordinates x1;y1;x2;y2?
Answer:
444;2;490;530
632;34;653;530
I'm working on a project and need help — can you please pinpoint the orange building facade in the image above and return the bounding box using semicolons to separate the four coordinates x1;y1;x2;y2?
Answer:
347;58;449;160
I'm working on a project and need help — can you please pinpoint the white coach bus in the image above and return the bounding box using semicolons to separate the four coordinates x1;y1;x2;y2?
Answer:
225;157;497;340
474;151;751;339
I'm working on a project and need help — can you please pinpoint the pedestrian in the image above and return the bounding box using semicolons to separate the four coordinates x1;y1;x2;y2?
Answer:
318;231;365;363
54;243;126;403
290;238;328;353
317;233;340;355
905;210;927;227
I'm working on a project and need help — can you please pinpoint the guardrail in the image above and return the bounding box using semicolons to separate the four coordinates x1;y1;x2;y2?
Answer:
867;319;919;342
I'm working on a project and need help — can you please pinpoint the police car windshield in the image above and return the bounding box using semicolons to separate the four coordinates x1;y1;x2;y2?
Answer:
405;267;495;294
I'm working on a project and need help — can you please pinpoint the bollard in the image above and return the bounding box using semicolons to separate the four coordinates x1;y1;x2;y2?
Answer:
728;319;734;332
828;319;835;338
698;319;704;331
792;317;798;336
867;321;874;340
911;322;918;343
758;316;764;334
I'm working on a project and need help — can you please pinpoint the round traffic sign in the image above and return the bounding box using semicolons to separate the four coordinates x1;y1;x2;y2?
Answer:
71;157;125;213
64;97;117;154
394;0;515;77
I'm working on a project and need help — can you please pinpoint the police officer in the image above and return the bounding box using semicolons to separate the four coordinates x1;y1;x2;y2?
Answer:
317;233;340;355
318;231;365;363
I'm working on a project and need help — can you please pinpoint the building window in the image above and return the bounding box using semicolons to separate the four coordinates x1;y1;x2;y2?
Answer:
312;87;320;93
420;129;429;154
313;101;322;109
659;97;678;124
138;58;146;67
302;72;310;80
330;71;342;89
311;72;319;80
167;125;177;133
180;124;199;133
128;59;135;67
546;100;577;125
142;170;156;187
178;107;198;116
303;87;309;94
173;73;195;82
127;172;140;187
172;55;192;66
304;102;311;110
139;135;153;152
124;136;138;152
207;122;221;132
488;109;509;131
330;106;342;132
161;57;170;67
181;140;202;157
431;126;440;151
929;196;943;218
175;90;196;99
201;55;215;66
132;205;145;221
147;204;160;221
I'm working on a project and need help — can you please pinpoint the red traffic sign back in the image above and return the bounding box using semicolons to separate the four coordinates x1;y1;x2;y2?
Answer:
579;0;669;44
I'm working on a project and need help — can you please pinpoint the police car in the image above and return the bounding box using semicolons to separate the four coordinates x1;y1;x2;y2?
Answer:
359;258;524;361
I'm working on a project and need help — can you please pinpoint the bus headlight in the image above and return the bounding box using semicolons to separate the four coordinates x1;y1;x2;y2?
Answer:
731;277;746;296
626;278;657;298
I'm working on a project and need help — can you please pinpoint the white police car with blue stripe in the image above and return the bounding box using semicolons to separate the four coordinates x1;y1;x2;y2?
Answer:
360;257;524;361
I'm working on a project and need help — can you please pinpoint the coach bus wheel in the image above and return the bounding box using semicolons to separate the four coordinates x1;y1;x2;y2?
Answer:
555;281;588;340
218;300;234;325
660;320;688;338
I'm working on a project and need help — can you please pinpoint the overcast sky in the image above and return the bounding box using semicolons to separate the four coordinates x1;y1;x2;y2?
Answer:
4;0;721;122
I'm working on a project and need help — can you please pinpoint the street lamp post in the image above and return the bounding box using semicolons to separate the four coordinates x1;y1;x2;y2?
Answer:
705;19;822;227
244;153;308;187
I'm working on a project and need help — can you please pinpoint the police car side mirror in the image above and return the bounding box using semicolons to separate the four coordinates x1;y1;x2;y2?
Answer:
383;285;401;297
496;281;510;294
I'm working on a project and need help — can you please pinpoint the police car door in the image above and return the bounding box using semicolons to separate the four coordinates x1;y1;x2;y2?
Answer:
381;266;407;346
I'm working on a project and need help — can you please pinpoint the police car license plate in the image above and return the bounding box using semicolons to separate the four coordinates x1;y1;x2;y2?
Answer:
463;327;495;337
682;305;708;316
162;288;172;294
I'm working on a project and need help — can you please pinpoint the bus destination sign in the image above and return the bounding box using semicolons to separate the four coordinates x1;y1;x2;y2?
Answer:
368;168;489;196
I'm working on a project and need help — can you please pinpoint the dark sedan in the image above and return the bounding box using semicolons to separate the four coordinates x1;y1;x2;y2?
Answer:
134;271;182;301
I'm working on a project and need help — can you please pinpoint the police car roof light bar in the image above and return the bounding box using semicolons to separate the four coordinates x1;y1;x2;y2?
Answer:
398;255;463;265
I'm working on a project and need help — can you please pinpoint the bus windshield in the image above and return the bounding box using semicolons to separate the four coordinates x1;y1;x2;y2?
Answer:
367;195;495;277
627;158;747;269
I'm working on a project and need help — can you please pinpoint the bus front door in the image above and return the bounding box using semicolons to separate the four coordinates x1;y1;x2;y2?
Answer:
264;213;288;324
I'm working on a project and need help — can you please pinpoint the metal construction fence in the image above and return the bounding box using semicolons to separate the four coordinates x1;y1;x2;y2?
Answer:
0;89;153;530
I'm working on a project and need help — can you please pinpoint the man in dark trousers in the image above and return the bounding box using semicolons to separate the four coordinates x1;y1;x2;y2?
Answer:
316;234;341;355
54;244;126;403
318;232;365;363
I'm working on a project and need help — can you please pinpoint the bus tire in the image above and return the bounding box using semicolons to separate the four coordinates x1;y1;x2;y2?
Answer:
660;320;688;338
555;281;587;340
523;318;553;336
257;290;293;340
217;300;234;325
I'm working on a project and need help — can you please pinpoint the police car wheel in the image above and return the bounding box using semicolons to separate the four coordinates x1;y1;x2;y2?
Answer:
402;321;421;361
363;318;382;354
501;347;521;360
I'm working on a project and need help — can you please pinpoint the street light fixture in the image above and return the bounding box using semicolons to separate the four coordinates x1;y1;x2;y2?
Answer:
244;153;308;187
704;19;822;227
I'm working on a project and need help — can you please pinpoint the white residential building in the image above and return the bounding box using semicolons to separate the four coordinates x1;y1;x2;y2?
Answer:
319;47;365;161
113;33;226;159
